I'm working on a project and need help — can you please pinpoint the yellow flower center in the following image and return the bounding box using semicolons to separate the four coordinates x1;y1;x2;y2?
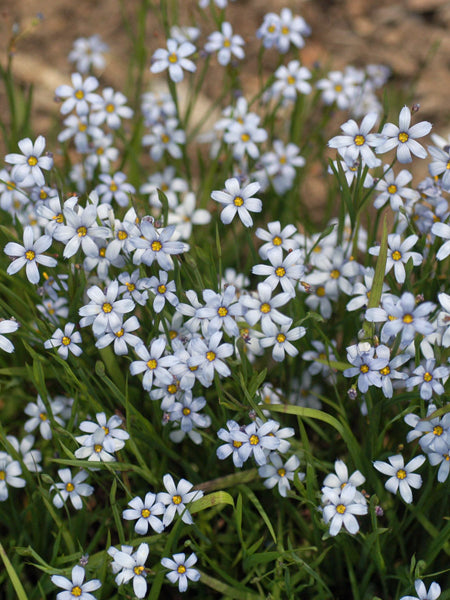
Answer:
330;269;340;279
158;284;167;294
218;306;228;317
177;565;187;574
272;235;282;245
102;302;112;313
241;133;250;142
94;444;103;453
168;53;178;63
281;26;289;34
0;471;5;481
65;482;75;492
126;282;135;291
75;89;84;100
360;364;369;374
106;103;115;113
109;182;118;192
206;351;216;362
172;494;182;504
396;468;407;480
151;240;162;252
275;266;286;278
402;314;413;324
334;84;343;92
118;230;128;240
99;247;106;257
161;134;170;144
141;508;151;518
233;440;242;448
398;132;409;143
234;196;244;207
39;412;47;421
336;504;346;514
354;135;365;146
78;122;87;132
316;286;326;297
279;155;287;164
388;184;397;194
134;566;145;575
25;250;36;261
423;372;433;382
380;366;391;376
223;38;231;48
287;75;296;85
277;468;286;477
168;384;177;394
391;250;402;261
249;434;259;445
62;336;71;346
182;407;191;416
77;226;87;237
53;213;64;223
115;328;124;338
71;586;82;597
260;302;271;313
276;333;286;343
433;425;443;436
147;359;157;370
267;24;276;33
27;156;38;166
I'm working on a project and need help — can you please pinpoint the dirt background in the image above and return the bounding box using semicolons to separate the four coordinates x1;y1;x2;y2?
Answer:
0;0;449;181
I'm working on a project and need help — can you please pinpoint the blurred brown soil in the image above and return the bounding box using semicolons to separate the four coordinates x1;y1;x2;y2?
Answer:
0;0;449;214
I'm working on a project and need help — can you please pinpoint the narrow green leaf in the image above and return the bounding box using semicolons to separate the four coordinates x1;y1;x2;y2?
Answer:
0;542;28;600
190;491;234;513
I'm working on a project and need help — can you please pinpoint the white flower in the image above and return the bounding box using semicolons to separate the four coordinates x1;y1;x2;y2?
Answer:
90;88;133;130
108;543;149;598
55;72;102;116
240;283;292;328
369;234;422;284
161;552;200;593
44;322;82;359
53;201;110;259
188;331;234;387
252;247;304;297
51;565;101;600
0;455;26;501
68;35;108;73
328;112;381;168
258;453;302;496
400;579;441;600
5;136;53;187
6;434;42;472
322;484;368;536
79;280;135;337
131;221;189;271
51;469;94;509
373;454;425;503
122;493;165;534
4;226;57;285
0;318;19;353
24;395;65;440
77;412;130;453
211;178;262;228
428;144;450;191
255;221;298;259
142;118;186;161
147;271;179;313
271;60;312;100
130;338;178;391
260;320;306;362
376;106;432;163
150;38;196;83
205;22;245;66
95;316;141;356
373;167;420;210
157;474;203;527
95;171;135;206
